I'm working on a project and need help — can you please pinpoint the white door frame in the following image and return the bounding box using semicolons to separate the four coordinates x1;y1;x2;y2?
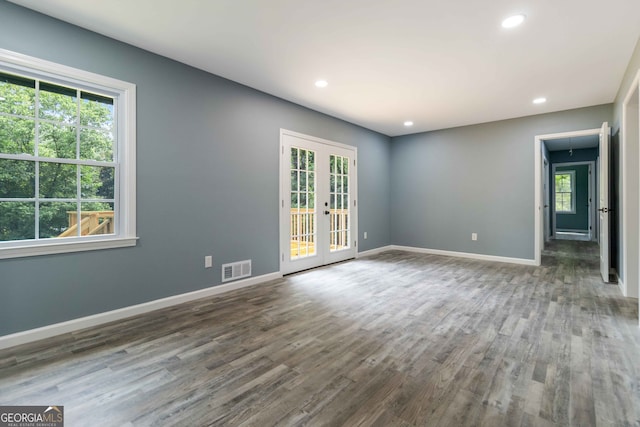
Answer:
279;129;358;275
551;161;596;240
598;122;611;283
622;69;640;300
543;154;551;243
534;127;602;266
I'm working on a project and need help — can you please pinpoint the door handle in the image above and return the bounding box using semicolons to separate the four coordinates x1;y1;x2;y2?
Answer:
324;210;330;215
598;208;609;213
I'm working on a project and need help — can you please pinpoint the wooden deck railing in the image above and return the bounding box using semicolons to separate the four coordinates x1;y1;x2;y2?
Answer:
291;208;316;257
290;208;349;257
58;211;114;238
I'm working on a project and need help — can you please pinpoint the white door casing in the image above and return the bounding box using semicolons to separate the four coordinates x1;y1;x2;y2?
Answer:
543;156;551;243
599;121;610;283
280;130;357;275
534;125;606;267
622;70;640;299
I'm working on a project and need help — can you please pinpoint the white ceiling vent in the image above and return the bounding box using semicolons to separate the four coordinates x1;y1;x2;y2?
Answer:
222;260;251;282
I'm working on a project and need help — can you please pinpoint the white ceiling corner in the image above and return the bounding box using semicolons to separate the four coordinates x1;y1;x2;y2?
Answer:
8;0;640;136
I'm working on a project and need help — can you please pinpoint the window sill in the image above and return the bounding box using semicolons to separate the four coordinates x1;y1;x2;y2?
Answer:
0;237;138;260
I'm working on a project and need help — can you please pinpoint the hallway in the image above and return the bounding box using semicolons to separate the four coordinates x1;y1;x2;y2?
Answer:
542;239;600;268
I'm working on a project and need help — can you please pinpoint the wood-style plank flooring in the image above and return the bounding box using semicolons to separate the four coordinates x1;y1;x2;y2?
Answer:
1;241;639;426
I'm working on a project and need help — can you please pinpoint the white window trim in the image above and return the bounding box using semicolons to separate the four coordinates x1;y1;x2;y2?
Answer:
0;48;137;259
554;169;576;214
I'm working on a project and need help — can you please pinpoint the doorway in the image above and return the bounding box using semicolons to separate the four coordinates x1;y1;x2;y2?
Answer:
279;130;358;275
534;123;611;282
551;161;596;242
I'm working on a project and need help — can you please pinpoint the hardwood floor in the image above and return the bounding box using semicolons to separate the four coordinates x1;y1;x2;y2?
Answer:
1;243;639;426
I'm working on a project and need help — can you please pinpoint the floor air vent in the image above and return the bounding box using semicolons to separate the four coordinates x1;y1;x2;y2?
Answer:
222;260;251;282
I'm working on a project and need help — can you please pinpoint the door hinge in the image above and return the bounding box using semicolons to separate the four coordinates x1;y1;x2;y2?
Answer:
282;253;284;262
282;200;284;208
354;200;356;207
282;146;284;154
354;240;357;247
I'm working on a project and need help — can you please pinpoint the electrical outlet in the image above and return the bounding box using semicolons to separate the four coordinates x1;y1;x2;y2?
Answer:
205;256;213;268
364;231;368;239
472;233;478;241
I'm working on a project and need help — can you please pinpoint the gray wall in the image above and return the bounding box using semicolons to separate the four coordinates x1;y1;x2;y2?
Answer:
0;1;391;335
390;104;612;260
612;37;640;283
549;147;598;164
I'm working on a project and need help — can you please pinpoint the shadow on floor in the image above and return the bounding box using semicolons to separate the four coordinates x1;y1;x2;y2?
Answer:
541;239;601;270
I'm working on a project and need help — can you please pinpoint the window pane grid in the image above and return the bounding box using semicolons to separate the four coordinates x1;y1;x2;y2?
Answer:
0;111;110;134
1;72;117;242
555;171;575;213
329;154;350;252
0;154;115;168
0;198;115;203
290;147;316;260
0;111;37;122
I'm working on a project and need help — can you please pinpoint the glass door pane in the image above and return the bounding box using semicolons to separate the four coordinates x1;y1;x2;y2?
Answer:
290;147;316;260
329;154;350;252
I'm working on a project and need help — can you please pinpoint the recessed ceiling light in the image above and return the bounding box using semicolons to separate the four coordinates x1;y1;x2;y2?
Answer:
404;121;414;127
502;14;525;28
315;80;328;88
533;97;547;104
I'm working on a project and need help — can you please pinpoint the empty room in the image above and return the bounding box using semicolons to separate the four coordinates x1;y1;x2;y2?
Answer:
1;0;639;426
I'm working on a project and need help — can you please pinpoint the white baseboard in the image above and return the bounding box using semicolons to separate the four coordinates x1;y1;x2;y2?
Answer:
390;245;537;266
617;275;626;296
357;245;394;258
555;230;591;241
0;272;282;351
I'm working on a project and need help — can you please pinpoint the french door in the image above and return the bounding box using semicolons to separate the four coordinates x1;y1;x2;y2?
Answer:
280;130;357;274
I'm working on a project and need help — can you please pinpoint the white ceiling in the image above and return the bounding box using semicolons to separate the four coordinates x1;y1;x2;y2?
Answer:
9;0;640;136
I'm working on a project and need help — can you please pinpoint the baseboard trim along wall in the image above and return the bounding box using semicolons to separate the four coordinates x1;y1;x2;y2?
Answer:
390;245;538;266
0;272;282;351
359;244;536;265
356;246;394;258
617;275;626;296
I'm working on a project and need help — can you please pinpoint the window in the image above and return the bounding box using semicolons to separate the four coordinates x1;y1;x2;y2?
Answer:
0;49;136;259
555;170;575;214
